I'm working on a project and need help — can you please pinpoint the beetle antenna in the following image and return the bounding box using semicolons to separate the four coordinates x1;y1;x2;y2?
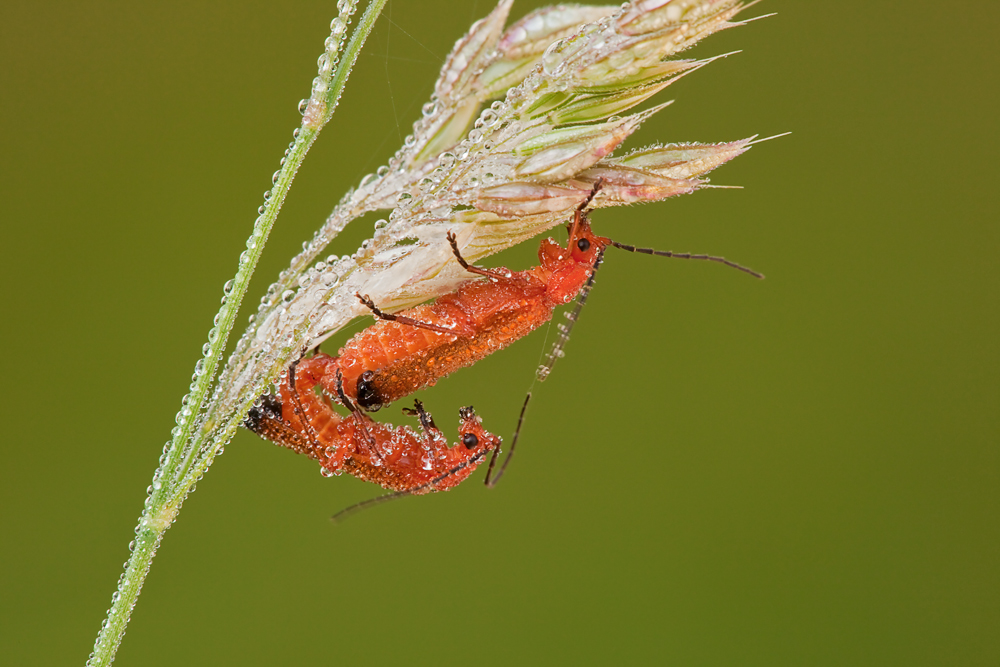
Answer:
485;392;531;488
330;490;411;524
330;450;491;523
607;240;764;279
537;249;604;382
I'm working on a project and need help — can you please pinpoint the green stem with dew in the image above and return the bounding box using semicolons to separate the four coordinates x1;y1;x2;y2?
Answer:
86;1;388;664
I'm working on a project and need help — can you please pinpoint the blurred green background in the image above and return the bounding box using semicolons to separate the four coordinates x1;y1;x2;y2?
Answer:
1;1;996;664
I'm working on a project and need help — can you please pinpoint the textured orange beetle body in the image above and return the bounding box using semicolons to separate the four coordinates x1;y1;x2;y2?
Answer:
298;211;611;411
245;365;501;494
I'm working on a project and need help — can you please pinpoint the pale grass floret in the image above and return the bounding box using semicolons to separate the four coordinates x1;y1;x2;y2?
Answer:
225;0;763;436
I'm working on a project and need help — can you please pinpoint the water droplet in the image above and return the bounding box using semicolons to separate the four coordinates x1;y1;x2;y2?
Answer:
258;205;266;215
223;279;235;295
272;170;281;184
263;190;272;201
337;0;350;14
320;468;335;477
373;218;388;231
422;101;437;117
397;192;412;203
298;99;310;114
330;17;346;37
376;165;389;177
281;290;295;303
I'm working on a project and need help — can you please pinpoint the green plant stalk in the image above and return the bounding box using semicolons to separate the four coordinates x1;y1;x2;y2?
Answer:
86;1;388;664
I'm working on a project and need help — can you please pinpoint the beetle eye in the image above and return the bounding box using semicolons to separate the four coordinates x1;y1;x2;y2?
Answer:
462;433;479;449
577;238;591;252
